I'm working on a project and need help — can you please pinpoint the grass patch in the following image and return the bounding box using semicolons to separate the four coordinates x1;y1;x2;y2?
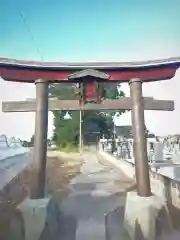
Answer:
58;142;79;153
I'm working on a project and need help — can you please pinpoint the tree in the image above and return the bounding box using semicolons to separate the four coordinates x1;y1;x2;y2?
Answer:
52;110;80;146
144;127;155;138
49;83;127;146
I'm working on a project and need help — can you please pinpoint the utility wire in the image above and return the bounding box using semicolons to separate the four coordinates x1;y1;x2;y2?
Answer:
19;10;44;61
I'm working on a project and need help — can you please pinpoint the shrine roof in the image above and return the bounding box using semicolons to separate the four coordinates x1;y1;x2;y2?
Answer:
0;56;180;70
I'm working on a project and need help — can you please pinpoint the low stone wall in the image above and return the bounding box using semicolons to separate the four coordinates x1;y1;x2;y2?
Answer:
0;160;33;239
0;134;29;160
0;150;83;239
98;150;180;228
98;150;135;180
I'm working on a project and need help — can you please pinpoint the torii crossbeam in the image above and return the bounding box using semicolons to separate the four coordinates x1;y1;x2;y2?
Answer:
2;98;174;112
0;57;180;199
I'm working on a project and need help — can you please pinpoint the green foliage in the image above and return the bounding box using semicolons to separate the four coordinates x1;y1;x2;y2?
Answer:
52;110;79;146
104;84;124;99
49;83;79;100
58;142;79;152
49;83;127;146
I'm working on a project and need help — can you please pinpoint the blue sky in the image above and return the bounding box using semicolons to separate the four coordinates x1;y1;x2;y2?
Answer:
1;0;180;61
0;0;180;140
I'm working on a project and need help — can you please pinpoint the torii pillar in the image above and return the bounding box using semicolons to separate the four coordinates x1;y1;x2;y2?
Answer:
32;79;49;198
129;78;150;196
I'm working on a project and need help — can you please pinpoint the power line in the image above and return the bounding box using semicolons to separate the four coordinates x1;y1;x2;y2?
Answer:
19;10;44;61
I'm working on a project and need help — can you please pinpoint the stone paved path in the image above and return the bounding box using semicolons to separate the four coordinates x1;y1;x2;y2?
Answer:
59;150;131;240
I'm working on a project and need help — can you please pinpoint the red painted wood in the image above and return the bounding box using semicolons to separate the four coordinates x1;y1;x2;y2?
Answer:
0;67;177;82
84;82;96;102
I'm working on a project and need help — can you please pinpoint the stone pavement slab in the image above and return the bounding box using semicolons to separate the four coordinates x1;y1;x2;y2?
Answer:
59;151;131;240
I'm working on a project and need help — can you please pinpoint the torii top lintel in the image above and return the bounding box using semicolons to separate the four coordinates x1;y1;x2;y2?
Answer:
0;57;180;83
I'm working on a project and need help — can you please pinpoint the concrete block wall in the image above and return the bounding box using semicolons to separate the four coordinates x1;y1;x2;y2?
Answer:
165;179;180;209
0;135;33;238
149;171;167;199
0;134;32;191
99;150;135;179
0;134;29;160
98;150;180;211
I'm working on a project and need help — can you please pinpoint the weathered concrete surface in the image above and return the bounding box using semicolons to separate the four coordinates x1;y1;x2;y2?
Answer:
9;197;61;240
0;151;32;190
59;151;132;240
1;151;82;240
99;150;180;239
124;192;173;240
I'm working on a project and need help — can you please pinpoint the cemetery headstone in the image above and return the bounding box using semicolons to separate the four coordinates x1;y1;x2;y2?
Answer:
153;142;164;162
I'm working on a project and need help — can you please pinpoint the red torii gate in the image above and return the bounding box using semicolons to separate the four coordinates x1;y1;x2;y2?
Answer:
0;57;180;199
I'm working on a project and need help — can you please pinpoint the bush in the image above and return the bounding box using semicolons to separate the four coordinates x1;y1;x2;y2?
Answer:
58;142;79;153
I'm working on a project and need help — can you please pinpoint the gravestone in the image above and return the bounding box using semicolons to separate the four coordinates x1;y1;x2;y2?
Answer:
153;142;164;162
0;134;8;148
8;137;22;148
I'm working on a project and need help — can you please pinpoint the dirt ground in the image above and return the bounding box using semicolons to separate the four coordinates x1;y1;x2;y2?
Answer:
0;151;83;240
